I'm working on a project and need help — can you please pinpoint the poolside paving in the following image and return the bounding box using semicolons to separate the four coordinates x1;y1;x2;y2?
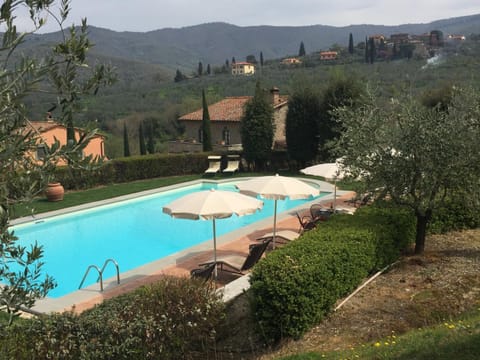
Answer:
29;182;356;315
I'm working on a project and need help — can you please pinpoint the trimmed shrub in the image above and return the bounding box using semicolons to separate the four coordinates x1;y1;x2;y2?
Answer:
0;277;224;359
429;195;480;234
55;153;209;190
249;206;415;341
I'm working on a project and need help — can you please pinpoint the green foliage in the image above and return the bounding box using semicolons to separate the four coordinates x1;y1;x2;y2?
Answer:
105;153;208;184
250;206;415;341
285;87;320;167
0;0;113;320
421;83;454;110
334;86;480;253
201;89;213;151
0;277;225;359
123;122;131;157
317;71;365;160
139;122;147;155
174;68;187;82
299;41;306;57
241;81;274;170
429;192;480;234
348;33;354;54
48;18;116;137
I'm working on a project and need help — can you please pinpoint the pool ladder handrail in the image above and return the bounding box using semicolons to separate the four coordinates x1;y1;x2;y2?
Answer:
79;258;120;292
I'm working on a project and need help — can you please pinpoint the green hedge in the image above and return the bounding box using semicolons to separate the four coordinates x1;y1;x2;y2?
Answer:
55;153;210;190
249;206;415;341
0;277;224;360
429;195;480;234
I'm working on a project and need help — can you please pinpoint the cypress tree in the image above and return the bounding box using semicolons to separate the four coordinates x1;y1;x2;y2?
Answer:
123;122;130;157
139;122;146;155
369;37;375;64
348;33;354;54
147;120;155;154
174;69;184;82
207;64;211;75
365;37;369;63
240;81;274;170
198;62;203;76
201;89;213;152
286;87;320;168
260;51;264;66
298;41;306;57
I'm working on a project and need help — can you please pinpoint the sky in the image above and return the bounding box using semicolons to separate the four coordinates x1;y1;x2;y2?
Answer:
12;0;480;34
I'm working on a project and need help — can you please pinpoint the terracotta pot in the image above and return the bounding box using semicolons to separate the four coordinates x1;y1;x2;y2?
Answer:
45;182;64;202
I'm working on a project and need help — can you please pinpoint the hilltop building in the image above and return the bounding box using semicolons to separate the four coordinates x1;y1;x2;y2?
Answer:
231;62;255;76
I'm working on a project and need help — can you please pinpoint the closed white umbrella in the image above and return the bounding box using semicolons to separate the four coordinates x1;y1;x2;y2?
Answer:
235;175;319;248
163;189;263;278
300;160;349;211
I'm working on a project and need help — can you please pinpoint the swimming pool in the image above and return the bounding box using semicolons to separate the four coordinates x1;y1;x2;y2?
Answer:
11;180;325;298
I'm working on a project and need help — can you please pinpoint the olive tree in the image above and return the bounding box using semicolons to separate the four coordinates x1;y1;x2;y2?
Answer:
334;86;480;254
0;0;114;325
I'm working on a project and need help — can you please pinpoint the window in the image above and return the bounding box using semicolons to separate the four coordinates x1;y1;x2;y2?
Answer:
222;127;231;145
198;127;203;143
36;144;47;160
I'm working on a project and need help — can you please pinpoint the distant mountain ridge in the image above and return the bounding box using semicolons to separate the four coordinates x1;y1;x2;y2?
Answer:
22;14;480;74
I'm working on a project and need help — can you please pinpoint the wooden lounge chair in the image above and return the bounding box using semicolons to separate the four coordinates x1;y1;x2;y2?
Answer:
256;230;300;246
222;155;240;173
199;239;271;275
204;155;222;174
190;262;216;282
345;192;372;208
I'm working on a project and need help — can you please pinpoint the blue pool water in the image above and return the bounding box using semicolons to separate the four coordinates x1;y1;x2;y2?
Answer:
11;181;324;298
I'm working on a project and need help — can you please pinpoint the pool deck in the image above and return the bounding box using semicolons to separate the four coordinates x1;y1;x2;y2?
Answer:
23;178;356;315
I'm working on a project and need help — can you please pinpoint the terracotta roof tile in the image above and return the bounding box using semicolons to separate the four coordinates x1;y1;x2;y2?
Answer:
179;95;288;122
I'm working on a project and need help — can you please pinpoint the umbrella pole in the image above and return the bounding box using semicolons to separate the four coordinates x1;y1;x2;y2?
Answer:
213;219;218;279
333;180;337;212
272;199;277;250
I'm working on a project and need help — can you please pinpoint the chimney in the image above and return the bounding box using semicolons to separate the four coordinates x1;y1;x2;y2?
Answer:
270;87;280;105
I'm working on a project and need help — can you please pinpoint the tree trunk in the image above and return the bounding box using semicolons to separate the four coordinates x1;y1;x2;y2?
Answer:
415;210;432;254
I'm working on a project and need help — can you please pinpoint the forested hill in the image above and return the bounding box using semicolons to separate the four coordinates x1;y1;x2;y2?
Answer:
22;13;480;73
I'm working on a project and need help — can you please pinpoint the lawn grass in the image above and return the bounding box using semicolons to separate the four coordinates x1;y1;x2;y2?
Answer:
280;308;480;360
11;174;202;219
10;171;319;219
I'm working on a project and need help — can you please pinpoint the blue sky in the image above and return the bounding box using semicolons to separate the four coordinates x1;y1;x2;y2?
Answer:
12;0;480;33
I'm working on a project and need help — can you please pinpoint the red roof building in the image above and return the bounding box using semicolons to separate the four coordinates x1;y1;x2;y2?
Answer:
177;88;288;149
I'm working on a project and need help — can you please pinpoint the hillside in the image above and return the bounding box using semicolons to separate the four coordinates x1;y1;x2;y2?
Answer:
21;13;480;73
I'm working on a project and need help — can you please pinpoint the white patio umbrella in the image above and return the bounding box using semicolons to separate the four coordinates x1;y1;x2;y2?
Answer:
163;189;263;278
235;175;319;249
300;160;349;211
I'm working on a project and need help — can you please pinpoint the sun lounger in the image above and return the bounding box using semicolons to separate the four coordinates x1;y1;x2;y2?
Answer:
256;230;300;245
222;155;240;173
190;262;216;282
199;239;271;275
204;155;222;174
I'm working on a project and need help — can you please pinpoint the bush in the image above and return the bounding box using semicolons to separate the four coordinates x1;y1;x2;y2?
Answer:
249;206;415;341
55;153;209;190
429;194;480;234
0;277;225;359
